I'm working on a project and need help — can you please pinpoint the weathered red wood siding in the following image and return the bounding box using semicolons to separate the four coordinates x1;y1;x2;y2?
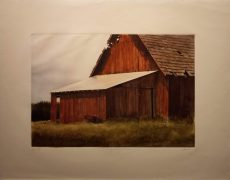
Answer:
106;73;159;119
60;96;64;122
59;91;106;123
52;72;170;122
60;96;68;123
50;93;57;121
92;35;158;75
155;73;169;119
118;72;169;119
107;87;136;118
169;76;194;119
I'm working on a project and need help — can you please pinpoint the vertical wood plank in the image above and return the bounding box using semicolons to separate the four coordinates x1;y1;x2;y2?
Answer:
94;35;157;75
50;94;57;121
60;97;64;123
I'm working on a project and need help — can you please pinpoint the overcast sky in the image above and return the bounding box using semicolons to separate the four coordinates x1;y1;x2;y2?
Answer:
31;34;110;103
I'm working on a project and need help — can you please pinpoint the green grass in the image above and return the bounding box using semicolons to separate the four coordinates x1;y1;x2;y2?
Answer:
32;119;194;147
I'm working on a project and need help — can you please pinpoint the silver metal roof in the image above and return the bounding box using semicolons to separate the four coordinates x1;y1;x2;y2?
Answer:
51;71;157;93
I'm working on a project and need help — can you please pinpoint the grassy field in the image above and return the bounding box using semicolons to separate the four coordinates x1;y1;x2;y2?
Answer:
32;119;194;147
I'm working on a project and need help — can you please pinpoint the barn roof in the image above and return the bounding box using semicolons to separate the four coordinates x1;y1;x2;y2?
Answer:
90;34;194;77
52;71;157;93
138;35;194;76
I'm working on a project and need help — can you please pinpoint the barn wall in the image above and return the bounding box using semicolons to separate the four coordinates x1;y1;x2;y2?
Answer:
107;87;155;119
155;73;169;119
169;76;194;119
106;72;170;120
50;93;57;121
106;74;157;119
59;91;106;123
92;35;158;75
53;73;171;122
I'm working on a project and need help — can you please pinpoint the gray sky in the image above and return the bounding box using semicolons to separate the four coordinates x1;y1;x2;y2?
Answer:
31;34;109;103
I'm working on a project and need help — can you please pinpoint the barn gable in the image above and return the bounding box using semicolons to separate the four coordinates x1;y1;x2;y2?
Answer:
90;35;158;76
90;34;194;77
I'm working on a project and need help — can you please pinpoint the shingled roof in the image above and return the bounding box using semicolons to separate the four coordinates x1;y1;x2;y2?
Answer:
138;35;194;76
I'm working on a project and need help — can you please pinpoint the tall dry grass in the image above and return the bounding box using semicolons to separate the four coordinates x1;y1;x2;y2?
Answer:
32;119;194;147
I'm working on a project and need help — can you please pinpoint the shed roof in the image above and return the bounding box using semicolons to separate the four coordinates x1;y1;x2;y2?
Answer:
138;35;194;76
52;71;157;93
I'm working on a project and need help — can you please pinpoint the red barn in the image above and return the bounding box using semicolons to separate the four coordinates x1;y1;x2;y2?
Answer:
50;34;194;123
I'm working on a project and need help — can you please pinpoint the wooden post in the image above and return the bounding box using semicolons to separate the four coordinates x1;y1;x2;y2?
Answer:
50;93;57;122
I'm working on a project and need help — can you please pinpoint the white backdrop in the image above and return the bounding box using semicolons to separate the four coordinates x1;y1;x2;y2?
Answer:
0;0;230;179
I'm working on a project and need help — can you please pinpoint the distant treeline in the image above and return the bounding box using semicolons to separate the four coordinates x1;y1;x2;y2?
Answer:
32;101;60;121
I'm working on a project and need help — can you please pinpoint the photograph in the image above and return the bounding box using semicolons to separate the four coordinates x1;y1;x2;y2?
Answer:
31;34;195;147
2;0;230;179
